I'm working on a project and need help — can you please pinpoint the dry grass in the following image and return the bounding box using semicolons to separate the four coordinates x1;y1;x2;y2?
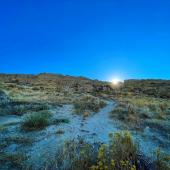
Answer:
74;95;106;115
118;96;170;112
54;132;170;170
111;96;170;133
4;135;32;145
91;132;139;170
154;148;170;170
0;152;27;168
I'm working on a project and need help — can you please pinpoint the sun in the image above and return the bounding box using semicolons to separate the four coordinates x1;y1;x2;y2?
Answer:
111;78;121;85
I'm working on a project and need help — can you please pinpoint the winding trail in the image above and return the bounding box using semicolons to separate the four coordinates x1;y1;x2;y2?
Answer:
1;101;170;169
80;101;119;142
25;101;118;167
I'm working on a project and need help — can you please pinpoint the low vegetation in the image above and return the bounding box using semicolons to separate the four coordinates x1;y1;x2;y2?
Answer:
120;79;170;99
74;95;106;116
0;89;10;106
1;74;170;170
54;132;170;170
54;137;98;170
4;135;32;145
111;96;170;132
120;96;170;114
0;152;27;168
56;129;65;134
21;111;51;130
154;148;170;170
0;100;50;116
91;132;139;170
111;102;140;127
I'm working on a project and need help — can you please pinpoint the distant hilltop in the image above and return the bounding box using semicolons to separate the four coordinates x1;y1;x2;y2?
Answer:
0;73;170;99
0;73;113;94
0;73;105;82
122;79;170;99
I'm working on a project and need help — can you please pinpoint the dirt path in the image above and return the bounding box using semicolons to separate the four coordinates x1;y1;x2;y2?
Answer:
0;115;20;125
25;101;118;168
80;101;119;142
1;101;169;169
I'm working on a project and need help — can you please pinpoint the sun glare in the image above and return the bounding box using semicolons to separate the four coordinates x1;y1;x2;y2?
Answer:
111;78;121;85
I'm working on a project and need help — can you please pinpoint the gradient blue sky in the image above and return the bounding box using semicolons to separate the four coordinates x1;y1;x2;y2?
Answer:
0;0;170;81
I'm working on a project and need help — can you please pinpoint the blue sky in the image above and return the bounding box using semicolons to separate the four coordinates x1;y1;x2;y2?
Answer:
0;0;170;81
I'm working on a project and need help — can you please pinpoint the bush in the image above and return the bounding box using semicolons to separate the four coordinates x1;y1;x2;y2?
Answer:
55;138;97;170
33;131;170;170
74;96;106;115
54;132;139;170
21;111;51;130
154;148;170;170
91;131;138;170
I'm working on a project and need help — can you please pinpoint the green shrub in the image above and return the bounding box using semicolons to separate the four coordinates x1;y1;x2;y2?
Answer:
21;111;51;130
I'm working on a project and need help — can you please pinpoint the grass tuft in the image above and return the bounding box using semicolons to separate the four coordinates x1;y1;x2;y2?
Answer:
21;111;51;130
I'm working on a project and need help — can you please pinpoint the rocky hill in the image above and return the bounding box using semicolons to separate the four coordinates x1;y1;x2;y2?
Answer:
0;73;114;103
0;73;113;94
120;79;170;99
0;74;170;101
